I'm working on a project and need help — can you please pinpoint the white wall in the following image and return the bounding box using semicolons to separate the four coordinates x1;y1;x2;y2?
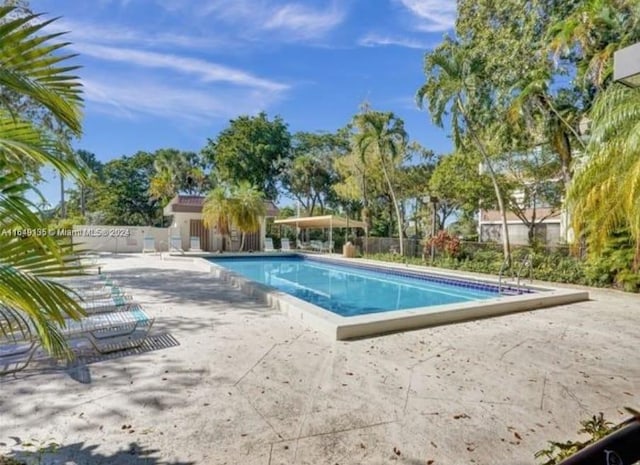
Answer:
480;222;562;246
71;225;169;253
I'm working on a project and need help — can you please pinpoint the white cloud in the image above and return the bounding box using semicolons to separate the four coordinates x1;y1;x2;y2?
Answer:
396;0;456;32
41;9;292;125
264;3;345;39
82;76;282;123
358;33;431;49
74;43;288;92
50;19;226;50
180;0;345;41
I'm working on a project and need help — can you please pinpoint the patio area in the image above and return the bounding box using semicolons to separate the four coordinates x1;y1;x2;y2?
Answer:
1;254;639;465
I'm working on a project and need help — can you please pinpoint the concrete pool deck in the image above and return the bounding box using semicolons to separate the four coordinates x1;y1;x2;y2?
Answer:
1;253;639;465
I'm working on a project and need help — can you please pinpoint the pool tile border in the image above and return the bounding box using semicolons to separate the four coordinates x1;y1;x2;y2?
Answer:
303;255;527;296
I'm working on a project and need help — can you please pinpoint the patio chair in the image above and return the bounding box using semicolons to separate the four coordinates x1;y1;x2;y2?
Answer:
0;305;154;375
264;237;276;252
322;240;335;253
43;279;134;315
170;236;184;254
142;236;157;254
65;283;127;301
310;240;323;252
52;275;118;290
281;238;291;251
77;252;100;267
296;239;311;250
79;293;138;315
190;236;202;251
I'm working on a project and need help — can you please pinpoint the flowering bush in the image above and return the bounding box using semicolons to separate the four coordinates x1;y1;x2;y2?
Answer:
424;230;461;258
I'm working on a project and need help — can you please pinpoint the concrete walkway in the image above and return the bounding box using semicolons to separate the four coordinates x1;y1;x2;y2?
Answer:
1;254;638;465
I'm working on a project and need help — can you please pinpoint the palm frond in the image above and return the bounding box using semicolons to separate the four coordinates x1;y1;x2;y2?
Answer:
0;7;83;134
0;113;83;178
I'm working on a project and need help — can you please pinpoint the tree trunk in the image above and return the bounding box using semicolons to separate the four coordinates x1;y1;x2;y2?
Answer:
239;232;246;252
528;194;537;246
459;102;510;265
362;173;369;255
59;172;66;219
80;186;86;217
380;153;404;256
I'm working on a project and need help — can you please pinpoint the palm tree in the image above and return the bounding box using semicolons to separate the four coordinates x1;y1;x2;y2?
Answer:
568;84;640;270
547;0;640;89
1;6;87;357
354;110;407;256
202;186;232;252
417;39;512;264
75;149;103;217
230;181;266;251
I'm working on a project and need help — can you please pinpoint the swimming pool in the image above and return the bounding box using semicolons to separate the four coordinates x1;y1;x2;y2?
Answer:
208;255;505;316
204;254;589;339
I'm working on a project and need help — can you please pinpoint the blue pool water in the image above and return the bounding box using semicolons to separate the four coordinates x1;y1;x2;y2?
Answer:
208;256;502;317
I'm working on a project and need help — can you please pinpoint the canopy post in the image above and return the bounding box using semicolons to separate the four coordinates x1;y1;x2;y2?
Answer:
329;217;333;254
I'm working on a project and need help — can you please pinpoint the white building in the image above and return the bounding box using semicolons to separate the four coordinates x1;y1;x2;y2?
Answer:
163;195;279;252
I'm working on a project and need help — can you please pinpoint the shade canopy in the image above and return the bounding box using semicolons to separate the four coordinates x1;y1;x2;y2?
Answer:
273;215;366;229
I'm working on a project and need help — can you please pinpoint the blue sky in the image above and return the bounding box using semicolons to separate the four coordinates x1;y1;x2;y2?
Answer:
32;0;455;206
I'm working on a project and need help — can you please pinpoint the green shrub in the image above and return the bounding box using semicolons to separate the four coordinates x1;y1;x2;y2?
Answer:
616;270;640;292
531;253;586;284
535;413;616;465
366;240;640;292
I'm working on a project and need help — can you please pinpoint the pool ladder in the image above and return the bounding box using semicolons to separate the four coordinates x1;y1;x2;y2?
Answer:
498;254;533;295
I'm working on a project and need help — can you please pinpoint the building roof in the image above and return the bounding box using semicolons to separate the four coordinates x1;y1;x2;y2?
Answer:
274;215;366;229
163;195;279;217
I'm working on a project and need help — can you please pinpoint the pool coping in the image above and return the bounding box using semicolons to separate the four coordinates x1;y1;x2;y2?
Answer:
199;254;590;340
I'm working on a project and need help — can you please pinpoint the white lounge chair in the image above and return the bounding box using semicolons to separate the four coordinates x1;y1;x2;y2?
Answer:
0;306;154;375
65;283;126;301
322;240;335;253
310;240;323;252
52;274;118;290
142;236;157;254
281;238;291;251
190;236;202;251
296;240;311;250
79;294;138;315
170;236;184;254
264;237;275;252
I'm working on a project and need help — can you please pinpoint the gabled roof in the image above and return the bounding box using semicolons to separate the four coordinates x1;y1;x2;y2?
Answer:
163;195;279;217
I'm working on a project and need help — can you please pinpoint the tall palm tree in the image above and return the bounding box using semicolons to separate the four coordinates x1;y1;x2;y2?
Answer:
417;39;512;264
202;186;232;252
354;110;407;256
230;181;266;251
568;84;640;270
1;6;87;357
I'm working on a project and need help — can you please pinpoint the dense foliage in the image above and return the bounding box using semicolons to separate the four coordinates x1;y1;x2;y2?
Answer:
202;112;291;201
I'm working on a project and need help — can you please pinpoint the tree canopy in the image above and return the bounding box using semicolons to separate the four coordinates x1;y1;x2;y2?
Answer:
203;112;291;201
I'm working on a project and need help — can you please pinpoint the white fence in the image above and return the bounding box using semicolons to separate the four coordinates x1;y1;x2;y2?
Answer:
71;225;169;253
